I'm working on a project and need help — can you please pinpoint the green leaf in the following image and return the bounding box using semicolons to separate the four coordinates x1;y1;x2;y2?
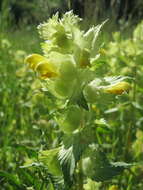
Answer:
56;105;83;133
21;163;64;190
95;118;111;134
83;20;108;51
20;162;42;169
14;144;38;158
91;20;108;51
104;107;119;114
18;169;35;185
0;171;23;189
38;148;62;176
58;131;88;187
46;173;64;190
95;118;110;127
84;178;101;190
83;149;133;182
77;92;89;110
17;168;43;189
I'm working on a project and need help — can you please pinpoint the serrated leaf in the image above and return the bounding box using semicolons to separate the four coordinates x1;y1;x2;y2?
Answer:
83;20;108;51
47;173;64;190
84;150;133;182
58;131;88;187
58;146;75;181
91;20;108;50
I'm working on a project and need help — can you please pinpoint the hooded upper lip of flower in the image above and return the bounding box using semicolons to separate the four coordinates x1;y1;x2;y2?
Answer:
103;81;131;95
25;54;59;79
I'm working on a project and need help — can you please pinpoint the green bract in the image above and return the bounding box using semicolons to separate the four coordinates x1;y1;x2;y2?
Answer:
57;105;83;133
25;11;111;100
38;11;82;54
23;11;133;189
38;148;62;176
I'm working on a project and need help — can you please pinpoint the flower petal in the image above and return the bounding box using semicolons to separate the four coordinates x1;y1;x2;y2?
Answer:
104;81;131;95
25;54;46;70
35;61;59;79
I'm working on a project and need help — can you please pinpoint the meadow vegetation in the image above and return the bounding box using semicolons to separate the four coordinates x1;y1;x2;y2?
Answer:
0;5;143;190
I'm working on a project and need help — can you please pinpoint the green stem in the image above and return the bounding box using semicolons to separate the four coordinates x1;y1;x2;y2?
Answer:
78;158;84;190
124;65;137;160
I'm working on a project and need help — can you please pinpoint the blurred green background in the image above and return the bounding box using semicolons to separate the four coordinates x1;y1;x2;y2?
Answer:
1;0;143;30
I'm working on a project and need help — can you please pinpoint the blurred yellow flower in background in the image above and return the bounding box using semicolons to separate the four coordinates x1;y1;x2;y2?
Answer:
108;185;119;190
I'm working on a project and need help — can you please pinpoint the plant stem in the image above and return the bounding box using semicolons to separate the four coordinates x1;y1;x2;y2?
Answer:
78;158;84;190
124;65;137;160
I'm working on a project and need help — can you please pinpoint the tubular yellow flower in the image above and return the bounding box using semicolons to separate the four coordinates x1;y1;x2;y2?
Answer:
35;61;59;79
25;54;46;70
25;54;59;79
104;81;131;95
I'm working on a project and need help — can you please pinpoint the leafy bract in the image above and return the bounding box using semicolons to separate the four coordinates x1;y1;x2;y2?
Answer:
84;20;108;52
56;105;83;133
38;11;82;54
38;11;105;56
84;76;131;103
38;148;62;176
26;11;109;101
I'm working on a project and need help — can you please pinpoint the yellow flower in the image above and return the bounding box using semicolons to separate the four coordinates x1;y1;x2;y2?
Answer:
25;54;59;79
104;81;131;95
99;48;107;55
25;54;45;70
108;185;119;190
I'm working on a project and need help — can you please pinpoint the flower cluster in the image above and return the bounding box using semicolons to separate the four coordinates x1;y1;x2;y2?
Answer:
25;11;131;101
